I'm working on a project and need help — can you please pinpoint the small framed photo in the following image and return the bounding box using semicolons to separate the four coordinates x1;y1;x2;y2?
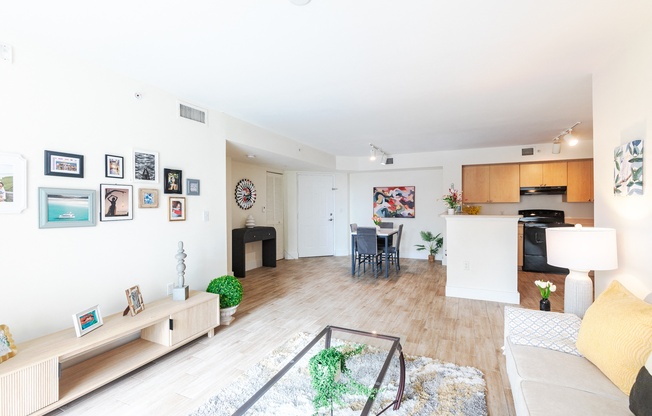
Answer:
0;324;17;363
138;188;159;208
100;184;133;221
186;178;200;196
125;285;145;316
164;168;182;194
0;152;27;214
72;305;103;337
169;197;186;221
44;150;84;178
133;149;159;183
39;187;96;228
105;154;124;179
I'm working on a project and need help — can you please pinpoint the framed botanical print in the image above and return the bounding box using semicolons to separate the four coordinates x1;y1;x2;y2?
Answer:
100;184;133;221
164;168;182;194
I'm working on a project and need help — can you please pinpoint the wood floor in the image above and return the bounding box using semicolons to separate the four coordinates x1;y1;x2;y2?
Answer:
49;257;568;416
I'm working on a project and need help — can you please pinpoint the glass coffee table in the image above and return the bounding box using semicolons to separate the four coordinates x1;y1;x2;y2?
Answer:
233;326;405;416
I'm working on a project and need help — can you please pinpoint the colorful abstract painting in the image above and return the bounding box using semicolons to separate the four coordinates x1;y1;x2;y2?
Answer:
614;140;644;196
373;186;415;218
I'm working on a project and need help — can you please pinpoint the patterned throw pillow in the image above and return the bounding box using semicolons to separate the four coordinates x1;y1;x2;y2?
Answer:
505;306;582;356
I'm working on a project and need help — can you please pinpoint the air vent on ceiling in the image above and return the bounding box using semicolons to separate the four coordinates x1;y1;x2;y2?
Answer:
179;102;206;124
521;147;534;156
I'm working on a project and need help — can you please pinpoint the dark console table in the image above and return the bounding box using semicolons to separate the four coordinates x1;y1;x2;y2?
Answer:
232;227;277;277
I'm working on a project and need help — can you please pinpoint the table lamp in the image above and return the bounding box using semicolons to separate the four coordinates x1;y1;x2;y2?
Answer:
545;225;618;318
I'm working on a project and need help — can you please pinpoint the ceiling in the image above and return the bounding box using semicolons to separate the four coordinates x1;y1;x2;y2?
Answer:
4;1;652;165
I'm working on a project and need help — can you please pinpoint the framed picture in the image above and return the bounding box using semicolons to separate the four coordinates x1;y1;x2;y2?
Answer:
138;188;159;208
186;178;200;196
164;168;182;194
0;324;17;363
105;154;124;179
100;184;133;221
72;305;103;337
133;150;159;183
614;139;644;195
169;197;186;221
39;187;96;228
125;285;145;316
0;152;27;214
44;150;84;178
373;186;416;218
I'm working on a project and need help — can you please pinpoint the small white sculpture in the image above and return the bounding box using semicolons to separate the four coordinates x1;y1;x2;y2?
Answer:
245;215;255;228
173;241;189;301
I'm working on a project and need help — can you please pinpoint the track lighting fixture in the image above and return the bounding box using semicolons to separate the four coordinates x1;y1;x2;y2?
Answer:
369;143;393;165
551;122;580;153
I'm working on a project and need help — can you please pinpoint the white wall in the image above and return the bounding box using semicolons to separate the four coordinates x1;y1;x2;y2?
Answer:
592;26;652;297
0;33;228;343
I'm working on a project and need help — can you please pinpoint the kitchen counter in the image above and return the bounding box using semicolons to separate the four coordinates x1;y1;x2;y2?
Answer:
442;214;521;304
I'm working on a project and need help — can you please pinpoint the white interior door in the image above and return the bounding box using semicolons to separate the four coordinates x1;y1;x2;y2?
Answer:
266;172;284;260
297;174;334;257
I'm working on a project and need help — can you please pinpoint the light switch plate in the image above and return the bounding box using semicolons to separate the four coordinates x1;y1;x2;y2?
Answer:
1;44;13;63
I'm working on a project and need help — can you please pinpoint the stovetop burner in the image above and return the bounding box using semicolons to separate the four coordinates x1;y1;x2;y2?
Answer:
518;209;565;224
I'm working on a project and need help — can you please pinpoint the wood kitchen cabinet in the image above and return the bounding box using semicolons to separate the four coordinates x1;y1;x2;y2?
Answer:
565;159;594;202
462;163;520;203
519;162;567;187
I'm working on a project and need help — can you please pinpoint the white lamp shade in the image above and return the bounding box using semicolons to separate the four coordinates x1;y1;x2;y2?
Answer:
545;227;617;271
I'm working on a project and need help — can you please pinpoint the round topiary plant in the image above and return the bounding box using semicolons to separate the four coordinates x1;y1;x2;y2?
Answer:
206;275;243;309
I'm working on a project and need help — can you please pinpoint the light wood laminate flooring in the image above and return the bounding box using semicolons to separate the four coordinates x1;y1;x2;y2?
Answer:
49;257;567;416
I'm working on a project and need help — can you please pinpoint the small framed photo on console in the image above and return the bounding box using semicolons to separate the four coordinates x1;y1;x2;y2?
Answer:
72;305;103;337
125;285;145;316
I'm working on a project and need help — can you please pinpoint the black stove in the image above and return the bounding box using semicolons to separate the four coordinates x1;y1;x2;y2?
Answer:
519;209;573;274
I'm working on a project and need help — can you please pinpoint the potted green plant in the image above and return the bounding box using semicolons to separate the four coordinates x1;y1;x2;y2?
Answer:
206;275;243;325
415;231;444;262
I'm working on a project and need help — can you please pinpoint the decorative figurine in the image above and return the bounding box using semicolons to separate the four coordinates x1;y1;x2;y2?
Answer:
173;241;189;301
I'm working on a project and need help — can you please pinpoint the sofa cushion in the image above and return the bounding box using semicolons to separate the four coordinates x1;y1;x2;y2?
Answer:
577;281;652;395
506;339;626;400
629;352;652;416
521;380;631;416
504;306;582;356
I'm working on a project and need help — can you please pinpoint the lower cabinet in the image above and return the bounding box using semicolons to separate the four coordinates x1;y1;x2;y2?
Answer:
0;291;219;416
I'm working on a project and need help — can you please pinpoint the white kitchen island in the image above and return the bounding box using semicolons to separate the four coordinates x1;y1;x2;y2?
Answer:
443;214;521;304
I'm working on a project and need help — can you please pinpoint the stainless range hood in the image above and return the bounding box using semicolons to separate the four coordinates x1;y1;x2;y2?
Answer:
520;186;567;195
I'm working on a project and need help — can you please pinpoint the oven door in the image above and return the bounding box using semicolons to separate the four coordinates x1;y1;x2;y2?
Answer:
522;223;572;274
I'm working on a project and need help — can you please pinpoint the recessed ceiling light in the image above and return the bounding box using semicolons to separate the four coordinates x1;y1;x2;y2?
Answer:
290;0;311;5
246;154;256;159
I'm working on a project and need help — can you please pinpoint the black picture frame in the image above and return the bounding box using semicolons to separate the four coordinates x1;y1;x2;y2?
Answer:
164;168;182;194
105;154;124;179
44;150;84;178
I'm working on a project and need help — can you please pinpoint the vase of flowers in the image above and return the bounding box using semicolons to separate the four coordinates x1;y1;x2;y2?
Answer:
372;213;382;229
535;280;556;311
442;188;462;214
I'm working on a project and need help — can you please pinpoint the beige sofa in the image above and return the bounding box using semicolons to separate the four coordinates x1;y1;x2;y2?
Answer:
503;282;652;416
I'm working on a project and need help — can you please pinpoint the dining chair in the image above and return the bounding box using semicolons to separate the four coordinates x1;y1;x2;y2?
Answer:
378;221;394;248
387;224;403;271
356;227;384;278
350;223;359;273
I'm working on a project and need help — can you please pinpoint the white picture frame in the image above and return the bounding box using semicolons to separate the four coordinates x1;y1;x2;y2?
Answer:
0;153;27;214
133;149;159;183
72;305;103;337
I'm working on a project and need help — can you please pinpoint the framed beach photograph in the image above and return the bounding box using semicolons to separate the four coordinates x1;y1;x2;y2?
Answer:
125;285;145;316
138;188;159;208
169;196;186;221
164;168;182;194
0;152;27;214
133;149;159;183
72;305;103;337
44;150;84;178
0;324;17;363
105;154;124;179
39;187;96;228
186;178;200;196
100;184;133;221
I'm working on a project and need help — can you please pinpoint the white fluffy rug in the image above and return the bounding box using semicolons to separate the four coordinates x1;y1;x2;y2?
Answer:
190;332;487;416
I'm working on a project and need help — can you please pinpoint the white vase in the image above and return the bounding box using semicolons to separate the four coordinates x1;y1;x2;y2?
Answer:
220;304;239;325
447;208;455;215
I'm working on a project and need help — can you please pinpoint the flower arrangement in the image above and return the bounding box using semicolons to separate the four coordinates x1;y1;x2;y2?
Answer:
442;188;462;209
372;213;382;226
534;280;556;299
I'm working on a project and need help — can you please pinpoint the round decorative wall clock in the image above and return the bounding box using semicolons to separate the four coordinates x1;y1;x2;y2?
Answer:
235;178;256;210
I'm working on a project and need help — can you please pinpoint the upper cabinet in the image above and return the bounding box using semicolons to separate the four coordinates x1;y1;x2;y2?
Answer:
519;162;567;187
565;159;594;202
463;163;520;203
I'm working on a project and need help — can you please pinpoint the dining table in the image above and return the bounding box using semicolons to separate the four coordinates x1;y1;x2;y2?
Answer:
351;227;399;278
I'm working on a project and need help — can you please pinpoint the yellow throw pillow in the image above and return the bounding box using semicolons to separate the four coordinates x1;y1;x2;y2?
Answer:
577;280;652;395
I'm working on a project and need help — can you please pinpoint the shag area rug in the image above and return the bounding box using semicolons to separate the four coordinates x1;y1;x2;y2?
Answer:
190;332;487;416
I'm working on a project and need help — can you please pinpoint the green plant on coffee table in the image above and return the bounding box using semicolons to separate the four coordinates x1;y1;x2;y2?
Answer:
206;275;243;308
415;231;444;256
308;344;377;415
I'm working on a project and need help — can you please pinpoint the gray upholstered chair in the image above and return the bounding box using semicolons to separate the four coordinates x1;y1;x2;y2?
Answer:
378;221;394;248
350;223;359;272
387;224;403;271
356;227;384;278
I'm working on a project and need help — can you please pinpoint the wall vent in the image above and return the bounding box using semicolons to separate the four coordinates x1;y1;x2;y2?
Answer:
179;102;206;124
521;148;534;156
